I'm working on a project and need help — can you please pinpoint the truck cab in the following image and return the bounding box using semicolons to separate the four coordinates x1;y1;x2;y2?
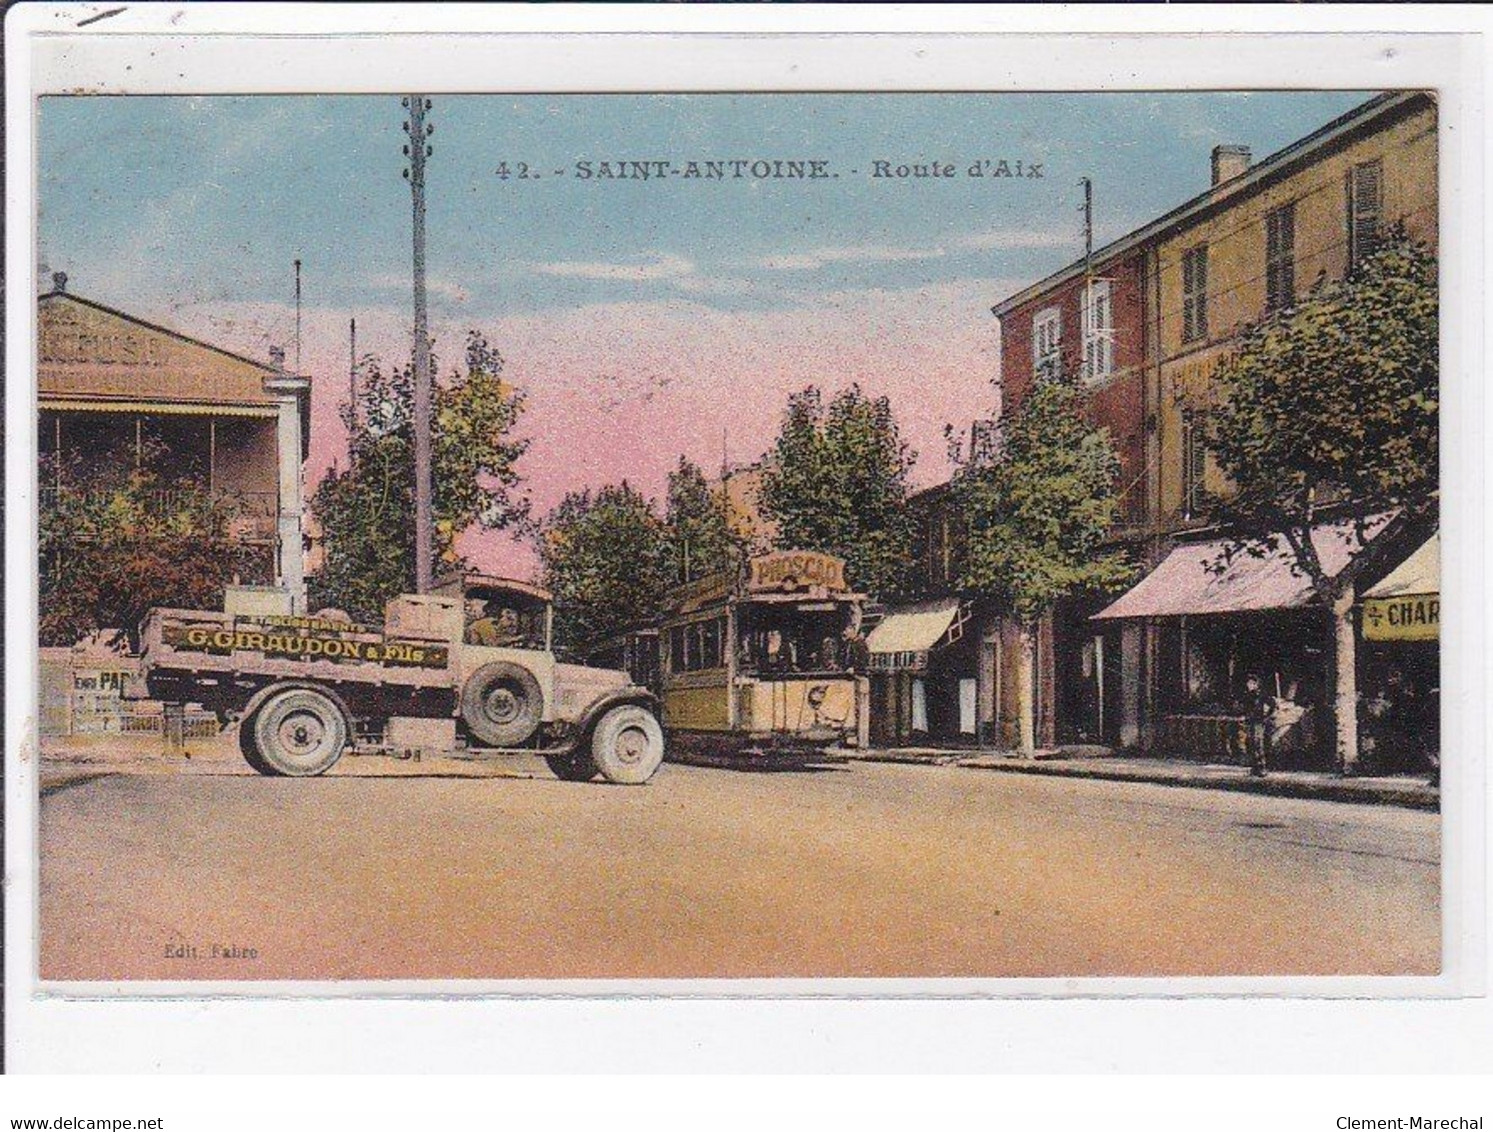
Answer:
424;572;642;756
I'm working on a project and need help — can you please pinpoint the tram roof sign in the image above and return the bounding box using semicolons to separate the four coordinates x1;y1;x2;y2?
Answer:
664;551;855;616
746;551;847;596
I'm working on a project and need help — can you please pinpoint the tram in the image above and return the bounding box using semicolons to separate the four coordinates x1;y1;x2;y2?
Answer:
656;550;869;768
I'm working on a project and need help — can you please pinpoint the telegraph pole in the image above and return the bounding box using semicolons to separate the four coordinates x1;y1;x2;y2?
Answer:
348;317;358;431
403;95;435;593
1080;176;1094;381
293;258;303;374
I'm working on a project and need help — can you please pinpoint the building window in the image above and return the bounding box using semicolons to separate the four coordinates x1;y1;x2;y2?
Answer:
1080;279;1114;383
1265;201;1296;313
968;419;1001;465
1347;159;1384;271
1032;307;1062;382
1180;412;1208;519
1181;245;1209;344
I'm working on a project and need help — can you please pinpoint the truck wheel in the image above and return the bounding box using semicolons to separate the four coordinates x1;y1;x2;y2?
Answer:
238;718;272;775
250;687;348;777
544;749;599;782
589;704;665;785
461;662;543;747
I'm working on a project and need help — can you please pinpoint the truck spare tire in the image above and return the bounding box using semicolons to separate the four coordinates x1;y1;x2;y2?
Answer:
461;661;544;747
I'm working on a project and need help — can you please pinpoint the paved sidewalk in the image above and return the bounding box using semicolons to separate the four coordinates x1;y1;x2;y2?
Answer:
850;747;1439;810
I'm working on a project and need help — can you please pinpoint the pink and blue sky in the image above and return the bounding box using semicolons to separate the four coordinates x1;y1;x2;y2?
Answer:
39;92;1370;577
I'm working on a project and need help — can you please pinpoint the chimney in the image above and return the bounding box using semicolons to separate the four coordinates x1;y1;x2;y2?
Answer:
269;345;286;372
1211;144;1252;186
52;271;68;293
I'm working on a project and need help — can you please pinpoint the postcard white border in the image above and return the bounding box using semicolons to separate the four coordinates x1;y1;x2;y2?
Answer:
6;3;1489;1072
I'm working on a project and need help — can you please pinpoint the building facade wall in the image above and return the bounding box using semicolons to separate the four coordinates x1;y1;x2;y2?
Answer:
1156;99;1438;525
997;250;1154;544
38;286;309;656
987;93;1438;757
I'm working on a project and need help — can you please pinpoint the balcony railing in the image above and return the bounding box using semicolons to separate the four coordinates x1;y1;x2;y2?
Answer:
39;487;279;542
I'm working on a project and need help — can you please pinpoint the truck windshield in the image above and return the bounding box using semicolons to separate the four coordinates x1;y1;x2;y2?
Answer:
465;598;547;649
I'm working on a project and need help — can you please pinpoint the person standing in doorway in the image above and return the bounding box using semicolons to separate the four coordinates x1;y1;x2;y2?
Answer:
1244;673;1274;778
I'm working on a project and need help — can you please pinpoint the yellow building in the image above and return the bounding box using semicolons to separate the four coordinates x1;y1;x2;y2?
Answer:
1156;92;1437;525
38;276;311;602
1105;90;1438;766
993;91;1438;762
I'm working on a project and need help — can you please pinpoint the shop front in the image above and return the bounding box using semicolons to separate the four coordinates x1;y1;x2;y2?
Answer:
1093;521;1382;769
865;598;979;747
1359;534;1439;777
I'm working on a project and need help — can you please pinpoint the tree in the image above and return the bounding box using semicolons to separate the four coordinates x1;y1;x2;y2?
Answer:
1201;233;1438;774
954;380;1134;754
758;384;917;598
309;331;529;622
664;456;742;583
536;481;672;652
40;440;272;650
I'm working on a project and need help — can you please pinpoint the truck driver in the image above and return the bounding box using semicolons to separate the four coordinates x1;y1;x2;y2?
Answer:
466;600;526;648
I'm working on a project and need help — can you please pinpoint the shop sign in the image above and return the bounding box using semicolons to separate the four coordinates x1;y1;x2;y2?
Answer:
1362;594;1439;641
748;551;847;594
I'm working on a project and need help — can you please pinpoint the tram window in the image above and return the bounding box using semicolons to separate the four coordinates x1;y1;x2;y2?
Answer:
669;616;725;673
700;617;722;669
737;605;851;675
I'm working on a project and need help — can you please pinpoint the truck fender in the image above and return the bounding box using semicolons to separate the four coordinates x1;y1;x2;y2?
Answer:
572;686;660;749
240;679;355;733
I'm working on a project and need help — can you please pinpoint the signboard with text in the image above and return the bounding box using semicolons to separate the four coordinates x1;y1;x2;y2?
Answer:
747;551;848;595
1362;594;1439;641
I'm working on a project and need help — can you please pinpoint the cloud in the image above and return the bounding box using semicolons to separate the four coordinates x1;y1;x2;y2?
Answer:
749;230;1074;272
528;253;695;282
752;244;947;271
367;273;472;304
956;227;1079;252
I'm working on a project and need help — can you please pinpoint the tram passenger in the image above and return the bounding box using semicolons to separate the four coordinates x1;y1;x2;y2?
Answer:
842;613;870;675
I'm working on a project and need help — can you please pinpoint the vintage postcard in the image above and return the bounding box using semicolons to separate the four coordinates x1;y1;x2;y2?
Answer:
6;11;1482;1055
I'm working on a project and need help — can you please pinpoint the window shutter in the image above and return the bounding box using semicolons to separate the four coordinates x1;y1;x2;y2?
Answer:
1349;160;1384;268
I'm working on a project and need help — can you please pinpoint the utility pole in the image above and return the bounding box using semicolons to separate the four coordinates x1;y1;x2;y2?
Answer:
403;95;435;593
348;317;358;431
293;258;303;374
1079;176;1094;382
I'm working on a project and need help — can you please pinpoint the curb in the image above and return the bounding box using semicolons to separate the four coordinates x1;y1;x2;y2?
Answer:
956;758;1440;811
845;751;967;767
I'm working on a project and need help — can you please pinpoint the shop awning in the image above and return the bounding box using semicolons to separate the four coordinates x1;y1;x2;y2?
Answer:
1093;519;1383;621
1363;534;1439;599
868;598;963;654
1361;534;1438;642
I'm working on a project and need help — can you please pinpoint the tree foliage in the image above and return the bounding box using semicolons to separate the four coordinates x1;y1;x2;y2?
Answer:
955;380;1133;622
664;456;742;583
536;481;672;652
758;384;917;598
1201;232;1438;590
40;440;272;649
309;332;529;622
